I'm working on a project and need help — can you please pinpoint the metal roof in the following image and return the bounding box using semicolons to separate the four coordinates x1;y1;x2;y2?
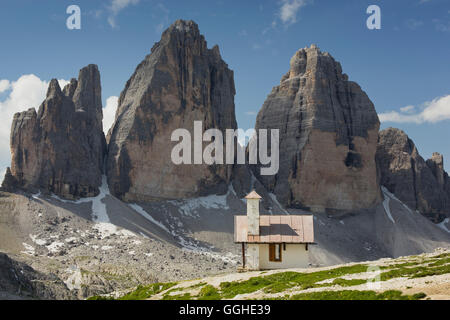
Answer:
244;191;262;199
234;215;314;244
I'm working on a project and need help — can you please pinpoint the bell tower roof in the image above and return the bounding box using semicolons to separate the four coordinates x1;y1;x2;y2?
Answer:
245;191;262;199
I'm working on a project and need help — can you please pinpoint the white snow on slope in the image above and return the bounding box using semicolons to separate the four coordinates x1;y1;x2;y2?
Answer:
170;185;233;217
268;193;289;215
438;218;450;233
44;176;137;239
30;234;46;246
93;222;135;239
250;171;257;191
65;267;82;290
21;243;35;255
129;203;170;234
381;186;414;214
381;186;396;224
91;176;111;223
47;176;110;222
46;241;65;253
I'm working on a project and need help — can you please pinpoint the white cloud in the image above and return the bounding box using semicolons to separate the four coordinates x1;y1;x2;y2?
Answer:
252;43;262;50
278;0;308;26
0;75;68;175
245;111;257;116
400;105;415;114
379;95;450;124
238;29;248;37
405;19;423;30
0;80;10;93
154;3;170;34
103;96;118;133
433;19;450;32
107;0;140;28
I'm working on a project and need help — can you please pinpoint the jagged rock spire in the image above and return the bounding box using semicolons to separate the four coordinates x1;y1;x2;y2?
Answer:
253;45;381;212
7;65;106;199
377;128;450;223
107;20;237;201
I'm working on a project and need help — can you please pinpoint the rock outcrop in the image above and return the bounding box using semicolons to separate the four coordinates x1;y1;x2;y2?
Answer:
1;168;18;192
253;45;381;212
0;253;74;300
6;65;106;199
376;128;450;222
107;20;237;202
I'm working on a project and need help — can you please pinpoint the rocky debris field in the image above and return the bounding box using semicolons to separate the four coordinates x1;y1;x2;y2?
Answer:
0;170;448;300
0;191;240;299
94;248;449;300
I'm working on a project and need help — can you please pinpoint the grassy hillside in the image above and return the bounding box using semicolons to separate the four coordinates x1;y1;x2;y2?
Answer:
88;249;449;300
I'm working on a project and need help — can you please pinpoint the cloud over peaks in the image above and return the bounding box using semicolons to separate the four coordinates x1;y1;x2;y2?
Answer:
379;95;450;124
278;0;308;26
108;0;140;28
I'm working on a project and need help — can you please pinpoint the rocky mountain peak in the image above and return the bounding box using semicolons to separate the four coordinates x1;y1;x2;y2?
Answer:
151;20;206;55
107;20;236;202
63;78;78;98
377;128;450;222
285;45;346;82
5;65;106;199
46;79;63;98
72;65;102;109
253;45;381;212
169;19;200;34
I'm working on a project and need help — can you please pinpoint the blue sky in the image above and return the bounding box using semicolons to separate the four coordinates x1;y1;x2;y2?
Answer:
0;0;449;172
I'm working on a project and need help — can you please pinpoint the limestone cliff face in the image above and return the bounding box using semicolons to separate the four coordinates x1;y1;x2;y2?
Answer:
106;20;237;202
7;65;106;199
253;45;381;212
377;128;450;223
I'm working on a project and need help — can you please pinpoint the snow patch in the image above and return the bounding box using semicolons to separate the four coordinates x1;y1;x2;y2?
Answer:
65;237;78;244
29;234;46;246
31;192;41;200
48;175;111;223
381;186;396;224
65;267;83;290
93;222;135;239
21;243;35;255
437;218;450;233
250;171;257;191
46;241;65;253
101;245;113;251
382;186;413;214
139;232;150;239
171;188;232;217
268;193;289;215
129;203;170;233
91;176;111;223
